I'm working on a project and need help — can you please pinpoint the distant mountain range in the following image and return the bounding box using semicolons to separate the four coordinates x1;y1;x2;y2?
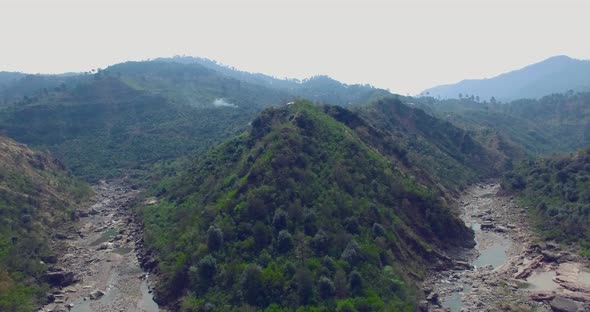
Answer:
421;55;590;101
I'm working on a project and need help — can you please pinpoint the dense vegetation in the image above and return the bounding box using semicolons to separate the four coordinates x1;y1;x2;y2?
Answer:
354;98;504;193
0;136;91;311
0;73;278;181
0;61;397;182
155;56;392;106
502;148;590;256
415;92;590;157
140;101;474;311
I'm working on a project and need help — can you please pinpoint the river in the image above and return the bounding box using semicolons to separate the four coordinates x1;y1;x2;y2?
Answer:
41;179;163;312
426;182;590;312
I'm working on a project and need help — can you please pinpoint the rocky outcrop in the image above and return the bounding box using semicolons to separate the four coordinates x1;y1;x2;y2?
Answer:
46;270;77;287
549;296;583;312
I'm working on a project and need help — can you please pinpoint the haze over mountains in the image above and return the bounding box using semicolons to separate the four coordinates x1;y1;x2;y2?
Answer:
422;55;590;101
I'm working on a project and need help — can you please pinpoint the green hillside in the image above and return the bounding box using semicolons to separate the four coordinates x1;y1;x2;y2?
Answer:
0;73;281;181
140;101;473;311
502;148;590;255
0;136;91;311
354;98;504;193
415;92;590;157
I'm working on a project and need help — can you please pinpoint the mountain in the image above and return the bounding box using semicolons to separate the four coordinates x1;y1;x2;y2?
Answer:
0;59;397;182
139;101;476;311
422;55;590;101
502;148;590;256
155;56;393;106
0;64;292;181
0;135;90;311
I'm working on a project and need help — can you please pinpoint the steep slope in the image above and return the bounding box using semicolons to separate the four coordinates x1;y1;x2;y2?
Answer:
502;148;590;255
0;136;91;311
351;98;504;193
422;55;590;101
139;101;473;311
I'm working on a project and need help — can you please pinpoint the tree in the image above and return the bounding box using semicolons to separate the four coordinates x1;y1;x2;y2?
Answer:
312;229;329;253
296;267;314;305
341;240;362;265
276;230;293;253
318;276;335;299
253;221;271;249
240;264;264;306
207;225;223;251
350;271;363;295
334;269;348;298
272;209;288;230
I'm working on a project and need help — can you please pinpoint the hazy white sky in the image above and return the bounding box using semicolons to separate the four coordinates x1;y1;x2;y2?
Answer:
0;0;588;94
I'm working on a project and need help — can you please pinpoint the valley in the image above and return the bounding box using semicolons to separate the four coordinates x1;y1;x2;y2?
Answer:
41;179;161;312
427;183;590;312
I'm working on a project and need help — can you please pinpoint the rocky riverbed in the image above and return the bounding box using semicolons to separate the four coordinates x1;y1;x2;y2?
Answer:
424;182;590;312
40;179;162;312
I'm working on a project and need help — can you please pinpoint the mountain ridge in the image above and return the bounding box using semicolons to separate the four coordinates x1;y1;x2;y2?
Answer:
422;55;590;101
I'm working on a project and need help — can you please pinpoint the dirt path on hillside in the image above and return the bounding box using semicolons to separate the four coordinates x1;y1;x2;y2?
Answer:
40;179;162;312
423;182;590;312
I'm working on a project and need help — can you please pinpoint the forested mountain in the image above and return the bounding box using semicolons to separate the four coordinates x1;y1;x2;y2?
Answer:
0;65;291;181
140;101;475;311
502;148;590;256
0;60;394;182
0;73;87;107
0;136;90;311
414;92;590;157
422;55;590;101
155;56;392;106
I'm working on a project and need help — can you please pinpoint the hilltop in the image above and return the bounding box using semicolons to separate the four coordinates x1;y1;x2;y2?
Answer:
139;101;476;311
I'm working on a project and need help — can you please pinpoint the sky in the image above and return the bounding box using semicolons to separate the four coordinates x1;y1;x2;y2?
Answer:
0;0;588;95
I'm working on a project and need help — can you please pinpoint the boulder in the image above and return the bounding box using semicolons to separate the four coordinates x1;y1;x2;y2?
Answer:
427;291;440;304
541;250;561;262
89;290;105;300
455;260;473;270
480;221;495;230
46;271;76;287
549;296;582;312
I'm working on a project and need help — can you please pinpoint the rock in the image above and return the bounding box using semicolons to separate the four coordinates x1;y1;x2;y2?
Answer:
97;242;112;250
141;256;158;270
530;292;555;301
89;289;105;300
480;221;495;230
455;260;473;270
46;271;76;287
542;250;561;262
549;296;582;312
495;225;508;233
418;300;429;312
427;291;440;304
88;208;99;215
